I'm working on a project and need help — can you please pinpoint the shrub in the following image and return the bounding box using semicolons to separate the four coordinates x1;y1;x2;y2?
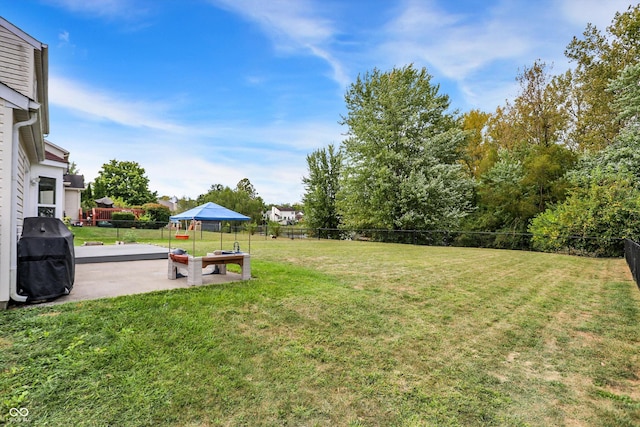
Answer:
142;203;171;229
248;222;258;235
268;221;281;237
529;169;640;257
135;213;154;229
123;230;137;243
110;196;129;208
111;211;136;228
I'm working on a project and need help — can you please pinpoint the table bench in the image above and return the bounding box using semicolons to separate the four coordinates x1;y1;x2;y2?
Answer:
167;252;251;286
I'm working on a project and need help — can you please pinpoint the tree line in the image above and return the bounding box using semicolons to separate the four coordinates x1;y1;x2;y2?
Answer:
302;5;640;256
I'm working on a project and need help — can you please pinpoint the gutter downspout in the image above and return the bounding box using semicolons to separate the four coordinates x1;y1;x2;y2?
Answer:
10;111;38;303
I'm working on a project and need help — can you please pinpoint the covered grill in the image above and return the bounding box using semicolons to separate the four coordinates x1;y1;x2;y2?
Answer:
17;217;75;301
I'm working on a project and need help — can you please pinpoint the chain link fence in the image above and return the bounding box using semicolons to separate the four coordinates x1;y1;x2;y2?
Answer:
72;221;629;260
264;226;625;257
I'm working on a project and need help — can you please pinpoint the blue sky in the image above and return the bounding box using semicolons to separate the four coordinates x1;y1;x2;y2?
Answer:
2;0;635;204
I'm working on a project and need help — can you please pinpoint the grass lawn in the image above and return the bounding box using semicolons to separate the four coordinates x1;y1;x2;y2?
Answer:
1;230;639;425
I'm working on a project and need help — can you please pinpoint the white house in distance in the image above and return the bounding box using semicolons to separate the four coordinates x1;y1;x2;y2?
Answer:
158;196;178;212
64;170;85;223
266;205;302;225
0;17;72;309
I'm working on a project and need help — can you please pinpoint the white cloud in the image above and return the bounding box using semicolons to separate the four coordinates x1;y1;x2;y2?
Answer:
48;74;340;203
210;0;350;87
58;30;70;43
146;153;308;204
213;0;333;48
381;0;531;81
559;0;635;29
45;0;150;19
49;75;188;133
374;0;636;111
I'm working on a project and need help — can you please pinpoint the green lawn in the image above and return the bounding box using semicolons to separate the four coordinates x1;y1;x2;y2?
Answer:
1;232;639;426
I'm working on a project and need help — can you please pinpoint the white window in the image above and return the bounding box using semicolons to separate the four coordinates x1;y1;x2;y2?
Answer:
37;177;56;217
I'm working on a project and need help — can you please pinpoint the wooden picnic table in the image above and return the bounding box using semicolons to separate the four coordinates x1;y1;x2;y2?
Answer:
168;252;251;285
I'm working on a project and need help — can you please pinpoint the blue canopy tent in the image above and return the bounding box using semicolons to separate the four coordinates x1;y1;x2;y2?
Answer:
169;202;251;255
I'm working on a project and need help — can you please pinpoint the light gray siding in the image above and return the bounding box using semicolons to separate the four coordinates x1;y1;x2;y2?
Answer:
0;99;4;199
0;25;32;99
0;100;4;249
0;101;9;306
17;144;26;234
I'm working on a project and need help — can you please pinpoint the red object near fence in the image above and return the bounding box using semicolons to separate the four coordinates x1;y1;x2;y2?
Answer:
90;208;145;226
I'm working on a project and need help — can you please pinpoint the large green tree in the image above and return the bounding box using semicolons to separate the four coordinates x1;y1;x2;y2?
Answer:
338;65;474;230
302;144;342;234
530;122;640;256
469;60;577;234
197;180;265;223
563;4;640;150
469;144;575;233
486;61;570;150
460;109;495;178
92;159;157;206
236;178;258;199
512;61;570;147
471;148;531;232
609;62;640;126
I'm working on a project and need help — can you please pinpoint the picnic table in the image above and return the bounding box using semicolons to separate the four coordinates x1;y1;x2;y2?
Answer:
168;251;251;286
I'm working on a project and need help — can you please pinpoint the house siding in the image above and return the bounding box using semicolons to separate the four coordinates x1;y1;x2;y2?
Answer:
17;144;26;234
0;17;54;309
0;25;33;98
65;189;81;221
0;101;11;306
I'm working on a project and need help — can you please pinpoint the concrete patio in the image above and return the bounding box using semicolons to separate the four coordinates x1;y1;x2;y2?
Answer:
35;244;245;306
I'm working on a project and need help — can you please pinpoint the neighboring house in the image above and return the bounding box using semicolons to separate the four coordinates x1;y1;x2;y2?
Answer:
0;17;69;308
41;140;86;224
158;196;178;212
64;172;85;223
266;205;301;225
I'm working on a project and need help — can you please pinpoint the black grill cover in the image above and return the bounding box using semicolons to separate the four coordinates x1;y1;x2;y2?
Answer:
17;217;75;301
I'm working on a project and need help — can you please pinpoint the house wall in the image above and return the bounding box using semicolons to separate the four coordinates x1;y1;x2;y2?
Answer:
0;18;54;308
17;144;27;232
268;206;297;224
64;189;82;221
0;101;10;307
0;24;34;98
0;104;30;307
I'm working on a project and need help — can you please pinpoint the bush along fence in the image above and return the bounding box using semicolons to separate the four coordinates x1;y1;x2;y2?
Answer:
624;239;640;290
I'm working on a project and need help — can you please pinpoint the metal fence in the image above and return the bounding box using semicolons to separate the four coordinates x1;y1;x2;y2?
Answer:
270;226;525;247
267;227;626;257
70;221;249;240
72;220;631;260
624;239;640;289
316;228;534;250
